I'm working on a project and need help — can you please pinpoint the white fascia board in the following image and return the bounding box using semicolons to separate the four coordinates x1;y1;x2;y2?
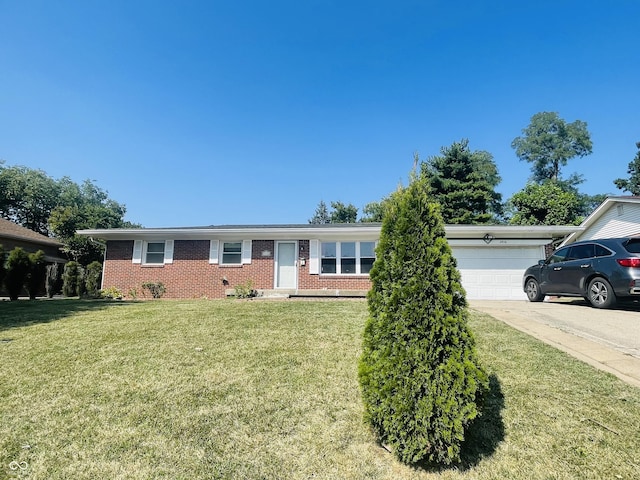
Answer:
444;225;582;240
77;225;382;241
78;224;581;242
448;238;557;247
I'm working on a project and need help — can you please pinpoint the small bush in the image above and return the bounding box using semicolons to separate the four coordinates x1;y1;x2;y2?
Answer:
142;281;166;299
85;261;103;298
45;263;60;298
62;261;80;297
100;286;123;300
27;250;47;299
234;279;257;299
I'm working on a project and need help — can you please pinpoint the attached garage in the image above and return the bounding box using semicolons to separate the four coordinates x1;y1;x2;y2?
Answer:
453;245;545;300
446;225;582;301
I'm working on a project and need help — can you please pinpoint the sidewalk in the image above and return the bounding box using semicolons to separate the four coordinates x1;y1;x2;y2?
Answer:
469;300;640;389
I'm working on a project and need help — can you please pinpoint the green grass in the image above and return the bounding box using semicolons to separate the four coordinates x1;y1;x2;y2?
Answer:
1;299;639;479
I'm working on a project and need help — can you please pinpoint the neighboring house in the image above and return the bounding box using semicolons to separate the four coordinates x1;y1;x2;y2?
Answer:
0;217;66;297
561;196;640;245
0;217;66;263
78;223;580;300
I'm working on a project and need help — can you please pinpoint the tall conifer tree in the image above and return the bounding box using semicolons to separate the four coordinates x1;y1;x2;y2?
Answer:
359;173;488;465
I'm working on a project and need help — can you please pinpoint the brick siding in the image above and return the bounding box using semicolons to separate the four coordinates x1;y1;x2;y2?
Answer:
103;239;373;299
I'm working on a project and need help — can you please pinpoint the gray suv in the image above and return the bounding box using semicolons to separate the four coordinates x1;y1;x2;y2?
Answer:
523;237;640;308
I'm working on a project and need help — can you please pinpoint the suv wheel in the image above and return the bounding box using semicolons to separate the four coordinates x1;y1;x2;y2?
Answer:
525;278;544;302
587;277;617;309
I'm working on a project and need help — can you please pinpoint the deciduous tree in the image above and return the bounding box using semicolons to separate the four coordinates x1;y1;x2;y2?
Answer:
508;182;585;225
614;142;640;195
308;200;358;223
0;163;60;235
360;198;389;222
329;201;358;223
0;162;140;265
511;112;592;183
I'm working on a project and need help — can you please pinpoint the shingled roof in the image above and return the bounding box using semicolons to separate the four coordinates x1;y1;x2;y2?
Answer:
0;217;63;247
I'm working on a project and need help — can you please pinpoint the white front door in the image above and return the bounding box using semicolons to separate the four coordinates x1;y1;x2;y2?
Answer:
276;242;297;288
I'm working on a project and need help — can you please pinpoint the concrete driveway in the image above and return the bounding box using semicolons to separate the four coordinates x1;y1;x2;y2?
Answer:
469;298;640;388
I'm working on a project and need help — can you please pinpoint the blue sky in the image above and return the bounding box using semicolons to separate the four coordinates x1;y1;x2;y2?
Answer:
1;1;639;227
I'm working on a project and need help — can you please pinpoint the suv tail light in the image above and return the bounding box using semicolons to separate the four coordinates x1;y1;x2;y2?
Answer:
616;258;640;267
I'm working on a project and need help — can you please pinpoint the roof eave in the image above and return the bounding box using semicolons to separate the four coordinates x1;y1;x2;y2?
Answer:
78;223;582;242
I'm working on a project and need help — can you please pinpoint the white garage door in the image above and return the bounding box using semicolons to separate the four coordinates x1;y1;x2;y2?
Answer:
452;246;544;300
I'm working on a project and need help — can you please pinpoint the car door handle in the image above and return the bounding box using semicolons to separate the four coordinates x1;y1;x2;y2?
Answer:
553;267;562;271
580;264;591;268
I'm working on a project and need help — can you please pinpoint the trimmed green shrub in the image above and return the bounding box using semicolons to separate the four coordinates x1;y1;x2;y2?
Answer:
358;175;488;466
100;286;123;300
45;263;60;298
142;281;166;299
85;261;102;298
62;261;80;297
27;250;47;299
234;279;257;298
5;247;31;301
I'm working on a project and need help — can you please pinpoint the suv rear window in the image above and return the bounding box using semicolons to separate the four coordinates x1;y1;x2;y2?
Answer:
595;244;612;257
624;238;640;253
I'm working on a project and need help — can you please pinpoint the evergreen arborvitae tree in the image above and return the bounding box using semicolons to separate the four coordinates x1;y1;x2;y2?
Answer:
5;247;31;301
62;261;80;297
27;250;47;300
84;261;102;298
0;244;6;290
358;174;488;465
45;263;60;298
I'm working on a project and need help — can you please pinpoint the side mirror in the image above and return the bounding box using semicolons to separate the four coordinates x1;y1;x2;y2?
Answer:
538;259;545;266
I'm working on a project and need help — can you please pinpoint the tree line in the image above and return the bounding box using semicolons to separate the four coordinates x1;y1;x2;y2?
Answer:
0;163;139;266
0;164;138;298
310;111;640;226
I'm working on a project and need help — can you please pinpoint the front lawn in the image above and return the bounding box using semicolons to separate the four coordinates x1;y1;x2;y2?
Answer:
1;299;639;479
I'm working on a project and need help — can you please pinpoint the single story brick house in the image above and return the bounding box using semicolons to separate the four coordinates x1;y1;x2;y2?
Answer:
78;223;581;300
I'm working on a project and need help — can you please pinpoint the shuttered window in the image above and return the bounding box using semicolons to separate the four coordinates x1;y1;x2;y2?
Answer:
213;240;252;265
222;242;242;264
145;242;165;264
133;240;174;265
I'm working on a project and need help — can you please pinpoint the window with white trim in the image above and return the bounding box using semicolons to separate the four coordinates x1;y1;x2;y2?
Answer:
321;241;376;275
221;241;242;265
145;242;165;264
133;240;174;265
209;240;252;265
359;241;376;274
